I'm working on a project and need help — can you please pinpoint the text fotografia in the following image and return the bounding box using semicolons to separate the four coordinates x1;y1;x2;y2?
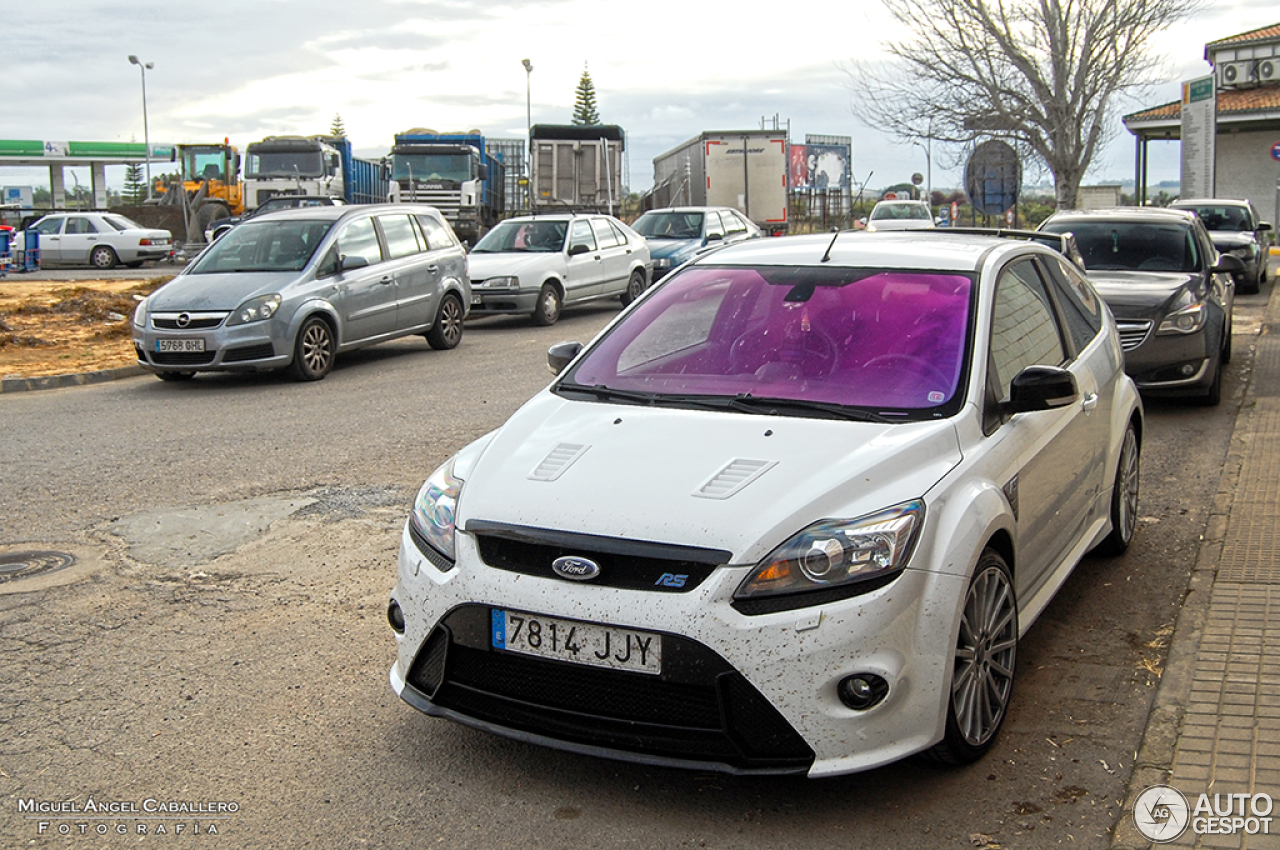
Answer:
20;797;237;838
1133;785;1275;842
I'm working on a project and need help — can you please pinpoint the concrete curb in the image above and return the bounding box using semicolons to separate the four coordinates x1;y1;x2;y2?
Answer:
1;364;146;394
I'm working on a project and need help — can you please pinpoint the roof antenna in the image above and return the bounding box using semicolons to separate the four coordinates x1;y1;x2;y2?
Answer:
820;228;841;263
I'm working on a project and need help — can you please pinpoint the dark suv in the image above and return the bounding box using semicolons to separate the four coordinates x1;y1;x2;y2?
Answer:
1040;207;1244;405
1169;199;1271;293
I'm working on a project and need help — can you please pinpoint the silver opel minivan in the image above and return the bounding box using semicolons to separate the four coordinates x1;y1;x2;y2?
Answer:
132;203;470;382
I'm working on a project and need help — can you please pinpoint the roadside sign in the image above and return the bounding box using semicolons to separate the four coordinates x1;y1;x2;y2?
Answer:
951;201;959;221
1005;208;1015;226
1271;140;1280;161
883;191;898;200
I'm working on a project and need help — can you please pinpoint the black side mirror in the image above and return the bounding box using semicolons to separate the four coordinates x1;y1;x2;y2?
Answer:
547;341;584;375
1005;365;1078;414
1212;254;1246;275
478;163;489;180
568;243;592;257
1258;221;1273;233
705;232;723;242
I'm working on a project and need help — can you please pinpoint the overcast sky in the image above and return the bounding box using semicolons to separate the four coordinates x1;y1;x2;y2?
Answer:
2;1;1275;197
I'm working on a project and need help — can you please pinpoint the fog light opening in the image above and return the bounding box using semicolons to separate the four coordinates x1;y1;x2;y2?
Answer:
1180;362;1198;377
387;600;406;633
837;674;888;711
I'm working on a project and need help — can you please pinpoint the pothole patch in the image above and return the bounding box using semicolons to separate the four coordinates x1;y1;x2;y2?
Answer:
0;550;77;583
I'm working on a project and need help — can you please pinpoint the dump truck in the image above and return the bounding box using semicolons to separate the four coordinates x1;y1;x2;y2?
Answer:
242;135;387;209
388;130;505;244
651;130;790;235
529;124;624;215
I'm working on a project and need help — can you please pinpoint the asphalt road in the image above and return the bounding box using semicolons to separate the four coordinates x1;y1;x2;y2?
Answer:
0;287;1268;849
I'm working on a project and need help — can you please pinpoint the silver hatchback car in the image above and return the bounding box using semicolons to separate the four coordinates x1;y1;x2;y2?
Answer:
133;204;470;382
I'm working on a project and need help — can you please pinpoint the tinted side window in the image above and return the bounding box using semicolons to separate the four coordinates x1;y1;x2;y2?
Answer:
988;260;1066;403
570;220;596;252
378;214;424;260
416;214;455;250
590;218;620;248
336;218;383;267
1041;256;1102;352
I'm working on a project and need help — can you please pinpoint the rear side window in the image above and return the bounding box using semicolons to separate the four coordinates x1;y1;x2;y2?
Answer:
416;214;455;250
1041;256;1103;352
705;212;725;238
590;218;620;248
378;214;424;260
65;217;98;234
723;211;748;235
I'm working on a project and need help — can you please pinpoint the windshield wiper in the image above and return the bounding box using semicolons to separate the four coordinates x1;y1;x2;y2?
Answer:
556;384;892;421
716;394;893;422
556;383;666;405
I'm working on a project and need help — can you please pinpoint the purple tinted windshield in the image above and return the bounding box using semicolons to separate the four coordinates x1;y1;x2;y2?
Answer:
569;265;973;411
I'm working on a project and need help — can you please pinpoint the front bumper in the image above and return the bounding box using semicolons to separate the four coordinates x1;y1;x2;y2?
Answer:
132;321;289;374
467;289;540;317
1116;321;1219;395
389;523;965;778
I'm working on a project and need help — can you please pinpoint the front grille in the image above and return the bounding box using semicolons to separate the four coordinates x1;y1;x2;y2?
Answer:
222;343;275;363
151;313;227;330
152;351;216;366
468;521;729;594
407;605;814;773
1115;320;1152;352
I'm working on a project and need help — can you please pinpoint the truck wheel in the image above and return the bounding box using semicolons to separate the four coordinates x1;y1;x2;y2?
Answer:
425;293;464;350
532;284;562;326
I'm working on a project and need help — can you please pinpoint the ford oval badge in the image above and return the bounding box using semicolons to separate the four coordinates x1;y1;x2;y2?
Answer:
552;556;601;581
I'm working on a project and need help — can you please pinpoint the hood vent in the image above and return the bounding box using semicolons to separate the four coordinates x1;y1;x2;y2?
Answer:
694;458;777;500
529;443;590;482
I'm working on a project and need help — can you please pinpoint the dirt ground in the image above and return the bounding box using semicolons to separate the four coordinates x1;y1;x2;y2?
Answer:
0;277;169;378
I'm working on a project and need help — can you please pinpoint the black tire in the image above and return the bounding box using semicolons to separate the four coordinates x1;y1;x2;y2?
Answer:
288;316;335;381
531;284;562;326
924;549;1017;766
155;371;195;382
90;245;118;270
1097;422;1140;556
620;269;647;306
425;293;464;351
197;203;230;236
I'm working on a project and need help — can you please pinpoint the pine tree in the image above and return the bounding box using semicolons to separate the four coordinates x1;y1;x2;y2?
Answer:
571;67;600;126
123;162;146;205
330;113;347;138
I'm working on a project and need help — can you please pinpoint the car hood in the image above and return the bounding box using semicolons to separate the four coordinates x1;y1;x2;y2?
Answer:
456;391;963;565
645;238;702;261
147;271;301;311
1205;231;1256;250
467;251;564;280
1083;270;1198;315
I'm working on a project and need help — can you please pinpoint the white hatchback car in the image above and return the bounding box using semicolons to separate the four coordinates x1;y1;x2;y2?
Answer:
467;213;651;325
17;212;172;269
389;230;1143;777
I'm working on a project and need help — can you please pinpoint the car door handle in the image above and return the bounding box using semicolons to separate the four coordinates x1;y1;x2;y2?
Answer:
427;264;439;273
378;275;394;285
1081;392;1099;412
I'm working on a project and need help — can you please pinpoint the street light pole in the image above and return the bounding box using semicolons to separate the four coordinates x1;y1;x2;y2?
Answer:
128;55;154;200
522;59;533;211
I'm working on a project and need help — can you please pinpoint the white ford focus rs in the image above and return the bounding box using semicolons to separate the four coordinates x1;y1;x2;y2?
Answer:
388;229;1143;777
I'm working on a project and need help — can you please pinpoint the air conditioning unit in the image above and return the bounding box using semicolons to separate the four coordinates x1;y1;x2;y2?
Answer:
1259;58;1280;83
1219;61;1254;87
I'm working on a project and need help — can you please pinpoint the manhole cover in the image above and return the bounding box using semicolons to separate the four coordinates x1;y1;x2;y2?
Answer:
0;550;77;583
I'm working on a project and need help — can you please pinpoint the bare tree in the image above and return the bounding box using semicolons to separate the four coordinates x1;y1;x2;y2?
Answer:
849;0;1202;208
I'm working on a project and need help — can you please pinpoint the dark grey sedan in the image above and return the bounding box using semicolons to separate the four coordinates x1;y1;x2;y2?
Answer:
133;204;470;382
1041;207;1243;406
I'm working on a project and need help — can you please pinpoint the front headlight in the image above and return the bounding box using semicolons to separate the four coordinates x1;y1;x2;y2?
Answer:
226;293;282;326
1157;301;1206;335
482;276;520;290
132;298;148;329
410;456;464;565
653;258;671;269
735;500;924;602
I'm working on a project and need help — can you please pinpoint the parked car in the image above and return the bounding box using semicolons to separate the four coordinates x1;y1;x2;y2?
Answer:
132;203;468;382
14;212;172;269
466;213;651;326
388;229;1143;777
205;195;345;242
631;206;762;280
1041;207;1241;405
864;199;935;231
1168;198;1271;293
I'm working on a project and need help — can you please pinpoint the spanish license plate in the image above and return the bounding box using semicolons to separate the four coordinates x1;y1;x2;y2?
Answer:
155;338;205;353
491;609;662;675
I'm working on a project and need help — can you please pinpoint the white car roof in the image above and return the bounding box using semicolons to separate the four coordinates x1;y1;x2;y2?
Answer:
696;231;1035;273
